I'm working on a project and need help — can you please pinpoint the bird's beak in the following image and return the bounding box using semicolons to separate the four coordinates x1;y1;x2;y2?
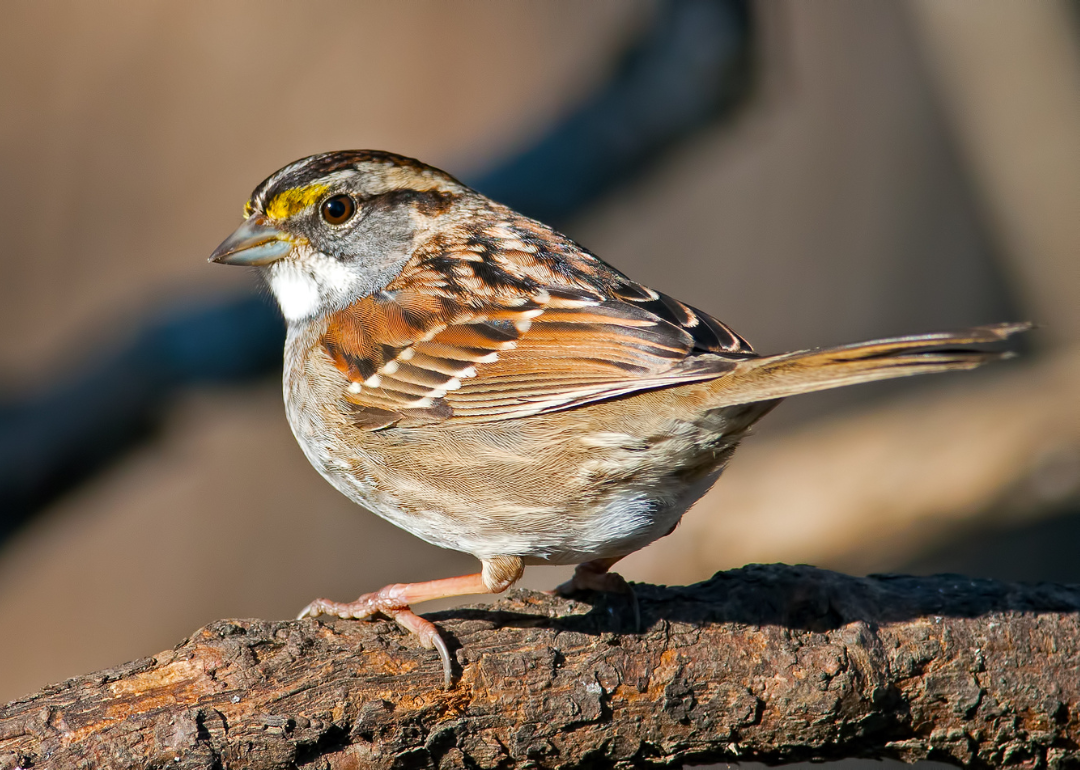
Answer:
209;215;295;266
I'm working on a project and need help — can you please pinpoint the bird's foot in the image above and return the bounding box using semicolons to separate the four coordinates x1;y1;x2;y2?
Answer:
551;559;641;632
298;585;452;688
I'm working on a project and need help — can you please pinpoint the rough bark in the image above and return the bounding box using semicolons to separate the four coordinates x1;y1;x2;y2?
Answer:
2;565;1078;770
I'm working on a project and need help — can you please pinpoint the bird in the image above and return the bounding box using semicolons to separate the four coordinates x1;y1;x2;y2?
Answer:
209;150;1028;686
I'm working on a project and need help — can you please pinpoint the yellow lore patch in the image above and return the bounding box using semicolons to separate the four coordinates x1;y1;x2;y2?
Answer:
265;183;330;220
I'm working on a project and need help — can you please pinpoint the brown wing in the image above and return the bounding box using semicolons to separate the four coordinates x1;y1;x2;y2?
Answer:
320;217;753;430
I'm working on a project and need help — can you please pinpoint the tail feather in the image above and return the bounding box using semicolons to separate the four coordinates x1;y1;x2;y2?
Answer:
711;322;1032;406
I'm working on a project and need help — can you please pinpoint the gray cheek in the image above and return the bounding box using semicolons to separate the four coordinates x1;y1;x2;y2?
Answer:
322;207;418;298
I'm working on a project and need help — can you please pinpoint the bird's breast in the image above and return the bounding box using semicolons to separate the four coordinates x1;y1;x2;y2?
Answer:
282;329;765;562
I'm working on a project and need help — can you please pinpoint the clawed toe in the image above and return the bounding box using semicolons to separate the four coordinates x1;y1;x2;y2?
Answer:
293;570;507;689
295;590;453;688
297;598;358;620
394;608;452;689
552;560;642;632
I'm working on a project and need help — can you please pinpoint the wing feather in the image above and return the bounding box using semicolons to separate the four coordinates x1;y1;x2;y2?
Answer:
318;216;753;429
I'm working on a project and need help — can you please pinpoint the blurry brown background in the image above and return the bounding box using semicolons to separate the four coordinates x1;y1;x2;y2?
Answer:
1;0;1078;709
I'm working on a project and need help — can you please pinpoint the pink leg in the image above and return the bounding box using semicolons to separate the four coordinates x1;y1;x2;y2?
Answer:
298;557;523;688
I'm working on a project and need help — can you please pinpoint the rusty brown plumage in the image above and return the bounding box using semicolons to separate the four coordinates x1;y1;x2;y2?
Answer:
319;214;752;429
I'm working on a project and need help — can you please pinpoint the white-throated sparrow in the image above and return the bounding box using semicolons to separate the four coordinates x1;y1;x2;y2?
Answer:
210;150;1027;686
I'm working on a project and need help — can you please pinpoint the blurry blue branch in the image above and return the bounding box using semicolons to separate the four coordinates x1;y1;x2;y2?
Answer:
0;0;752;539
0;295;284;531
472;0;752;225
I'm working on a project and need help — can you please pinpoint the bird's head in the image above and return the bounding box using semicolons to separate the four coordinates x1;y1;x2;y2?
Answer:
210;150;470;323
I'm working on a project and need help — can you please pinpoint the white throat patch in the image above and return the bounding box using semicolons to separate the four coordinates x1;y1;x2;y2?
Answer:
268;262;321;322
267;251;359;323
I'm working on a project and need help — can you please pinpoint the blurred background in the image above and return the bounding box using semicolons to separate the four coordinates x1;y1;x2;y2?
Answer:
1;0;1078;735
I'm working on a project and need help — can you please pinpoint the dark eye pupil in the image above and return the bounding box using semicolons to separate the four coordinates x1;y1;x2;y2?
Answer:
321;195;354;224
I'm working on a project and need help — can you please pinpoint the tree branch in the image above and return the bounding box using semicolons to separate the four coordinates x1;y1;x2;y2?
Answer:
2;565;1078;769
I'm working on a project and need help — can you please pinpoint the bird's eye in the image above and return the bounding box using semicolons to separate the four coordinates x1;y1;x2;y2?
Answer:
321;194;356;225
